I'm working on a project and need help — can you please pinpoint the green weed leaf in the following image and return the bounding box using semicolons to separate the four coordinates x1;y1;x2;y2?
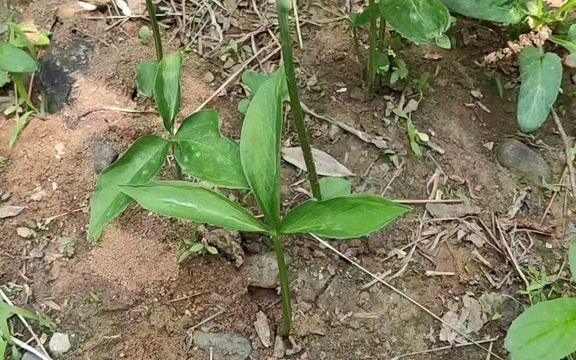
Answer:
441;0;524;23
242;70;274;94
154;52;183;132
0;42;38;73
240;67;286;229
88;136;169;242
280;195;409;239
173;110;248;189
380;0;451;44
120;181;268;232
319;177;352;200
136;59;158;97
517;47;562;133
9;111;33;148
505;298;576;360
570;236;576;281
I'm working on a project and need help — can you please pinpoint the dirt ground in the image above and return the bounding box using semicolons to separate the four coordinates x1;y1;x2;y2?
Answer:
1;0;575;359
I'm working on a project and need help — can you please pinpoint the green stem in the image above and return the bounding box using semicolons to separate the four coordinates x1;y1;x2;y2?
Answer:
272;234;292;336
277;0;322;200
352;28;364;78
145;0;164;61
171;143;183;179
367;0;377;90
379;15;387;51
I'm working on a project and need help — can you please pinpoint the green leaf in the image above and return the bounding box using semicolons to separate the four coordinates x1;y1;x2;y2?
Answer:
505;298;576;360
138;25;152;45
570;236;576;281
350;4;376;27
319;177;352;200
242;70;274;94
136;59;158;97
517;47;562;133
154;52;183;133
0;70;9;87
406;118;423;156
173;110;249;189
240;67;286;229
380;0;451;44
120;181;268;232
434;34;451;49
280;195;410;239
238;98;250;115
441;0;524;24
9;111;33;148
0;42;38;73
88;136;169;242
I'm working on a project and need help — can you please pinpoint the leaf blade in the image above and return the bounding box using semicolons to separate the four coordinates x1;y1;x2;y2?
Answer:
154;52;183;132
505;298;576;360
120;181;268;232
88;135;169;242
380;0;451;44
441;0;524;23
517;47;562;133
136;59;158;97
173;110;249;189
9;111;33;148
240;68;285;229
280;194;410;239
0;42;38;73
319;177;352;200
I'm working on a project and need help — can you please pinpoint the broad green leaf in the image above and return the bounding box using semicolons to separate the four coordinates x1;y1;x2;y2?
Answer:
441;0;524;23
319;178;352;200
505;298;576;360
154;52;183;133
0;70;9;87
136;59;158;97
570;236;576;280
280;195;410;239
173;110;248;189
242;70;274;94
380;0;451;44
88;136;169;242
240;68;286;229
120;181;268;232
517;47;562;133
0;42;38;73
9;111;33;148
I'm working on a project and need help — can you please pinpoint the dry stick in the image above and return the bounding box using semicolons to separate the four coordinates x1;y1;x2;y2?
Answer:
496;218;530;290
395;199;462;204
10;336;52;360
0;289;52;359
188;306;226;332
551;109;576;197
392;337;498;360
309;234;504;360
292;0;303;49
194;46;269;112
540;167;568;224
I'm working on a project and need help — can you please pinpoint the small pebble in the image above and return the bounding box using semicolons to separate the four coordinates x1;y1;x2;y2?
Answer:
49;333;72;354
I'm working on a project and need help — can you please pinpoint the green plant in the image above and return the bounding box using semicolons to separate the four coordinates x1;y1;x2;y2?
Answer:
440;0;576;133
0;20;50;147
348;0;451;90
178;227;219;263
505;237;576;360
0;297;53;358
113;69;408;336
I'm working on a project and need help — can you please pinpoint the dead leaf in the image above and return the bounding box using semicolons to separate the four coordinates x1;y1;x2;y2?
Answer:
0;205;24;219
254;311;271;348
465;233;486;248
126;0;146;15
423;52;442;60
78;1;98;10
282;147;354;177
426;203;481;218
16;227;35;239
115;0;131;16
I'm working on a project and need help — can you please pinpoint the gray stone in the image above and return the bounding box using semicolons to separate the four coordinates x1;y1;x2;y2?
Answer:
246;252;290;289
91;139;118;173
193;331;252;360
49;332;71;354
496;139;551;185
39;39;93;113
22;352;42;360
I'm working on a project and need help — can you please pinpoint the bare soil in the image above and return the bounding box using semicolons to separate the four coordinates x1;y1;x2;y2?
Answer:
1;1;575;360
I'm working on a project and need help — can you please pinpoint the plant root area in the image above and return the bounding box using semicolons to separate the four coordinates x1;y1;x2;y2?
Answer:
1;0;575;359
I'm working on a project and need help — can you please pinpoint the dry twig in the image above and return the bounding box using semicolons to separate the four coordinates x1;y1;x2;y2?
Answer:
551;109;576;197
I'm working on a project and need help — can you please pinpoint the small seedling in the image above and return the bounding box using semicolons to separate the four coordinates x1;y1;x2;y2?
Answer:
0;19;50;147
0;297;53;358
178;228;219;263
